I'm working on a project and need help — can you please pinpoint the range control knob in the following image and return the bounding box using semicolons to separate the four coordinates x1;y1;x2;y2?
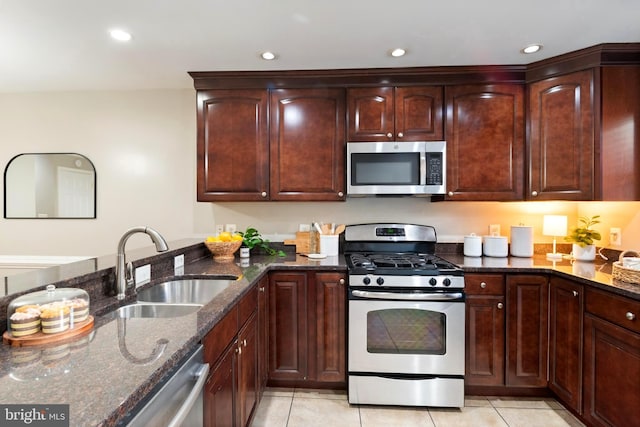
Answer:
443;278;452;287
376;277;385;286
362;277;371;285
429;278;438;286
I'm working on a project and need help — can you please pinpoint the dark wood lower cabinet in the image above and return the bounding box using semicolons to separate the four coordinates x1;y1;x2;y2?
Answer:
203;286;259;427
548;277;583;414
465;274;506;387
583;288;640;427
506;274;549;387
268;270;346;387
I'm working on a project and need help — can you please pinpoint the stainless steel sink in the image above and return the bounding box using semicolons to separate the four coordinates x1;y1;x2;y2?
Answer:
105;303;202;319
136;278;236;305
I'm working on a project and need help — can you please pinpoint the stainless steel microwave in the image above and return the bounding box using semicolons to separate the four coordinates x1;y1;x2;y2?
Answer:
347;141;446;196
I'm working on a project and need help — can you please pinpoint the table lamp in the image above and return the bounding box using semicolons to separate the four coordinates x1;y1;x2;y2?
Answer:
543;215;567;259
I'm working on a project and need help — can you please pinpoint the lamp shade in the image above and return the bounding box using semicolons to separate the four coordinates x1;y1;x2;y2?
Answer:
543;215;567;237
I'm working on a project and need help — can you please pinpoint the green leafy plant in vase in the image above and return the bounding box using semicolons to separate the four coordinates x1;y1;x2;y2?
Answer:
239;227;286;257
564;215;601;261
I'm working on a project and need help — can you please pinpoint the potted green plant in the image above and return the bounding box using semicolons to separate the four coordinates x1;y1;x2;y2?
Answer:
564;215;602;261
238;227;286;257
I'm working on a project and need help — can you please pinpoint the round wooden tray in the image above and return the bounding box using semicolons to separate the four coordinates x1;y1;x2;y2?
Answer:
3;316;94;347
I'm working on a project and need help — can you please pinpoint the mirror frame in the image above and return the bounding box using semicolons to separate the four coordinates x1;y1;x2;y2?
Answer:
4;153;97;219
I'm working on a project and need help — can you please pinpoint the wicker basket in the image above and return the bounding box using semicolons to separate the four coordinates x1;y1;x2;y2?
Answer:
205;240;242;262
612;250;640;284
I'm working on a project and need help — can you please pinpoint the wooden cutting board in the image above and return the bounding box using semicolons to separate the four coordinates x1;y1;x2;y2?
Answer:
284;231;319;254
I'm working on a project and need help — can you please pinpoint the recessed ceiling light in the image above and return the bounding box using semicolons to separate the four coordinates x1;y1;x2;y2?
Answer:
109;29;132;42
390;48;406;58
522;44;543;54
261;51;277;60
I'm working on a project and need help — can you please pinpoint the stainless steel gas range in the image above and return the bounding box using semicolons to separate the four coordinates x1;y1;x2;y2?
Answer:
344;223;465;408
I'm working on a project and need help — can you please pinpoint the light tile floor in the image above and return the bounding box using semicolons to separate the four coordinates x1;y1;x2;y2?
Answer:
252;388;586;427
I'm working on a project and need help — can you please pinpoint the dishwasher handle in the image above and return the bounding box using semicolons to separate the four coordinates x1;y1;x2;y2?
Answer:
167;363;210;427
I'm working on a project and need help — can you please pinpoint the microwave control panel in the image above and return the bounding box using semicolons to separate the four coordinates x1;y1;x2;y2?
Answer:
425;152;444;185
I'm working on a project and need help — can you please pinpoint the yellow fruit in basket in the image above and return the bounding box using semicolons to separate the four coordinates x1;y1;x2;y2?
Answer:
218;231;232;242
206;236;221;242
231;233;243;242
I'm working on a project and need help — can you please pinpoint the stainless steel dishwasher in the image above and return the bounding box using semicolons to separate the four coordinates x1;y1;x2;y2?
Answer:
126;345;209;427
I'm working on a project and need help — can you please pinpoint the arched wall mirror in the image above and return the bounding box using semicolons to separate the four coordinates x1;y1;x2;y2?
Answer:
4;153;96;219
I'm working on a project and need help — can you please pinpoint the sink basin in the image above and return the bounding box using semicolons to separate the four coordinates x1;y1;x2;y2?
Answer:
136;278;236;305
105;303;201;319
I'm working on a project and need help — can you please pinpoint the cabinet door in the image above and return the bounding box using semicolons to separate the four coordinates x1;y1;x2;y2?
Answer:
257;277;269;392
394;86;444;141
583;314;640;427
268;272;308;381
270;88;346;201
204;344;235;427
506;275;548;387
445;84;524;201
347;87;394;141
196;90;269;201
311;272;347;384
549;277;583;413
528;70;594;200
237;313;258;427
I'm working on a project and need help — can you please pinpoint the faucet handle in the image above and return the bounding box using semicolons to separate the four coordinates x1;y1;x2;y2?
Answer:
126;262;135;288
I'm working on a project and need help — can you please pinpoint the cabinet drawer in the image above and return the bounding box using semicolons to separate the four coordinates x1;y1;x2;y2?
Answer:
465;274;505;296
239;285;258;327
586;288;640;334
204;307;238;365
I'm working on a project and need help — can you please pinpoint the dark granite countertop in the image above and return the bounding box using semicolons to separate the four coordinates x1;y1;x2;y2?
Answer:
0;243;638;426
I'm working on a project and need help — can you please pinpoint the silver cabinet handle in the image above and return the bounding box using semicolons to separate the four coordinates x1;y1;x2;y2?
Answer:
386;132;393;139
261;191;267;197
243;339;247;347
626;312;636;321
480;282;487;289
259;287;265;293
448;191;454;196
339;279;345;285
573;290;579;297
338;191;344;197
531;191;538;197
497;302;504;309
397;132;404;138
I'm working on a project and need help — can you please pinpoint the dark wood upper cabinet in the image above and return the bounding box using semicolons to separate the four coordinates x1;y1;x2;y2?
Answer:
445;84;525;201
528;70;594;200
196;90;270;201
269;88;346;201
347;86;443;142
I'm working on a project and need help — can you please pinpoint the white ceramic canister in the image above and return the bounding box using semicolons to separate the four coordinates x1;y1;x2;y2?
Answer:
510;225;534;257
483;235;508;257
464;233;482;257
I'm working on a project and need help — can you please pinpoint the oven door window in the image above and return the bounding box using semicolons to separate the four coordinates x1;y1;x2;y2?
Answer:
351;152;420;185
367;308;445;355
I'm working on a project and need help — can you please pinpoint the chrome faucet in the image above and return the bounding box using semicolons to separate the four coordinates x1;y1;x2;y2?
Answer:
115;226;169;300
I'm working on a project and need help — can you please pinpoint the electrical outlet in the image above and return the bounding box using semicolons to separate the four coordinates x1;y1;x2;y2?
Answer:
215;224;224;235
225;224;237;233
610;227;622;246
174;254;185;275
489;224;501;236
135;264;151;287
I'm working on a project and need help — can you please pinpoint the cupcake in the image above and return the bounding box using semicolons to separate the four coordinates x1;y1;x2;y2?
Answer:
40;304;70;334
65;298;89;326
15;304;41;314
9;310;41;337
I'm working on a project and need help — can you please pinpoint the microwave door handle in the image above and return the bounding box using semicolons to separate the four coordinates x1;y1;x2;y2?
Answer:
419;151;427;185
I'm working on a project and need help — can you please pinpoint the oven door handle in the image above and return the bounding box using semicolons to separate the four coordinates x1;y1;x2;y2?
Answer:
351;290;464;301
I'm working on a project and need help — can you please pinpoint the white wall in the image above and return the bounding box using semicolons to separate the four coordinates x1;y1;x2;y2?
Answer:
1;89;639;257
